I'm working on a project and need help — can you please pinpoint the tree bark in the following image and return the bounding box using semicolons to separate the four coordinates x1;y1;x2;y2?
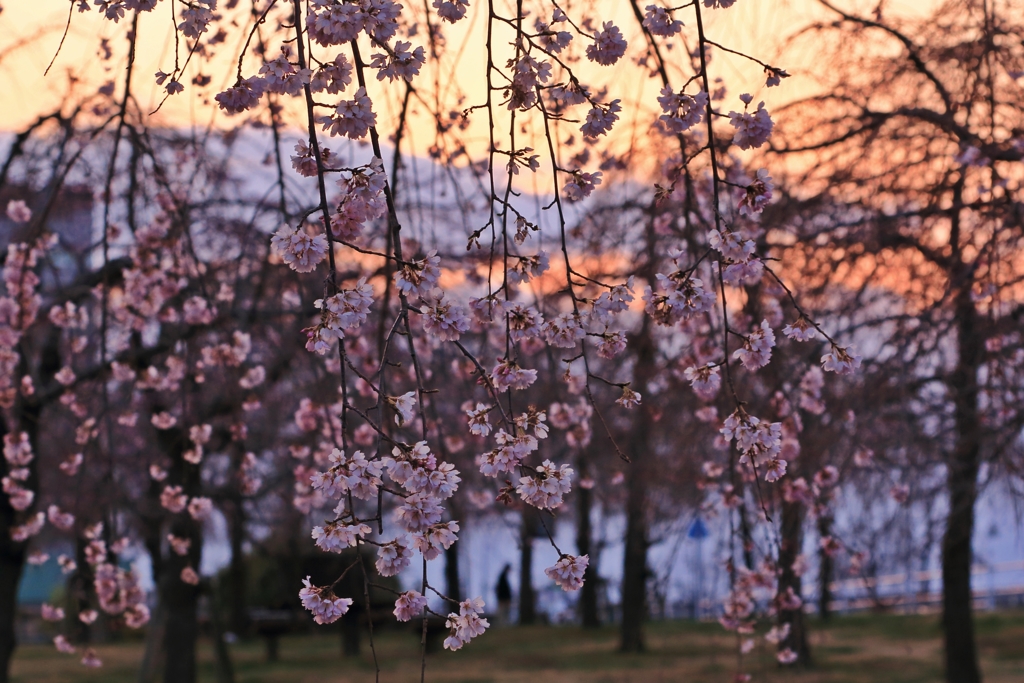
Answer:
225;496;249;636
444;499;462;604
0;413;24;683
209;579;236;683
0;333;53;683
0;514;24;683
576;454;600;628
161;515;202;683
941;291;983;683
444;544;461;605
156;417;203;683
817;514;834;621
619;270;656;653
518;509;536;625
778;499;810;665
620;458;648;652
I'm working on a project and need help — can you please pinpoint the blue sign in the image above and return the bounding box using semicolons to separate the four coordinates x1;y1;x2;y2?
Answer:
687;516;709;540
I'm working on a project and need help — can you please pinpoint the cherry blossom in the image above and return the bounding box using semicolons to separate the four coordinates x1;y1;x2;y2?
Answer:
300;577;353;624
370;41;426;82
685;365;721;401
160;485;188;514
312;522;372;552
545;554;589;591
320;87;377;139
729;99;774;150
433;0;470;22
821;345;862;375
563;171;602;202
643;5;683;36
187;497;213;521
658;89;707;134
80;649;102;668
5;200;31;223
490;359;538;392
782;317;817;342
422;296;471;341
395;251;441;298
517;460;573;509
412;521;460;560
214;77;266;115
581;100;621;139
739;169;774;215
271;226;329;273
443;597;489;650
616;386;642;409
53;635;75;654
394;590;429;621
376;537;414;576
41;604;65;622
733;320;776;371
586;22;628;66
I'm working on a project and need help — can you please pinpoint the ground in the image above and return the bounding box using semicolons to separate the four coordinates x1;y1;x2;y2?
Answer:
10;612;1024;682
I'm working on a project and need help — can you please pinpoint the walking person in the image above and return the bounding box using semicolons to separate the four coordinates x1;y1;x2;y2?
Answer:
496;564;513;626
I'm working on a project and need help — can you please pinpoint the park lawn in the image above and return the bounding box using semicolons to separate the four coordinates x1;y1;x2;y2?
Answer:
10;612;1024;683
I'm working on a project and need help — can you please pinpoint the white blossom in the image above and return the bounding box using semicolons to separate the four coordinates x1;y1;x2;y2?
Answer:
545;554;589;591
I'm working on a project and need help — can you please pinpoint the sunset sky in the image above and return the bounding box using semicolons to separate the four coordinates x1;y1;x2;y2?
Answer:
0;0;933;152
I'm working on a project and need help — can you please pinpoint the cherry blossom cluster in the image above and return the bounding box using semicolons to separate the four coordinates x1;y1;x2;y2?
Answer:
57;0;870;676
0;206;51;408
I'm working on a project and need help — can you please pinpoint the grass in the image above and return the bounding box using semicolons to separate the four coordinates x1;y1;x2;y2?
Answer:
11;611;1024;683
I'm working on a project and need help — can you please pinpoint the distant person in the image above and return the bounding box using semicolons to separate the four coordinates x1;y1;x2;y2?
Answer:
496;564;512;626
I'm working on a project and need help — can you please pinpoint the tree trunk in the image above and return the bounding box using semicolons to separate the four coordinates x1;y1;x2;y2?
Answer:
942;293;983;683
225;497;249;636
576;454;600;628
619;458;648;652
161;515;202;683
778;499;810;665
0;367;46;683
209;579;236;683
0;526;24;683
518;509;536;625
444;499;462;603
138;482;167;683
137;601;166;683
619;284;656;653
0;415;23;683
817;514;834;621
444;544;461;604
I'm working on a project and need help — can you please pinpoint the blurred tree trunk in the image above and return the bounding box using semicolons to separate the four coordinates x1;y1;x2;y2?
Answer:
619;218;659;654
619;458;649;652
209;579;236;683
224;495;249;636
619;335;654;653
161;513;202;683
155;418;203;683
778;500;810;665
0;330;54;682
575;453;600;628
340;552;363;657
737;486;755;571
941;285;983;683
445;499;462;603
518;509;536;625
138;486;166;683
817;514;833;621
444;545;461;604
137;601;166;683
0;495;24;683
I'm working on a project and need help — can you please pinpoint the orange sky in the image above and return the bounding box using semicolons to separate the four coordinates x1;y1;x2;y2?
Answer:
0;0;943;219
0;1;933;142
